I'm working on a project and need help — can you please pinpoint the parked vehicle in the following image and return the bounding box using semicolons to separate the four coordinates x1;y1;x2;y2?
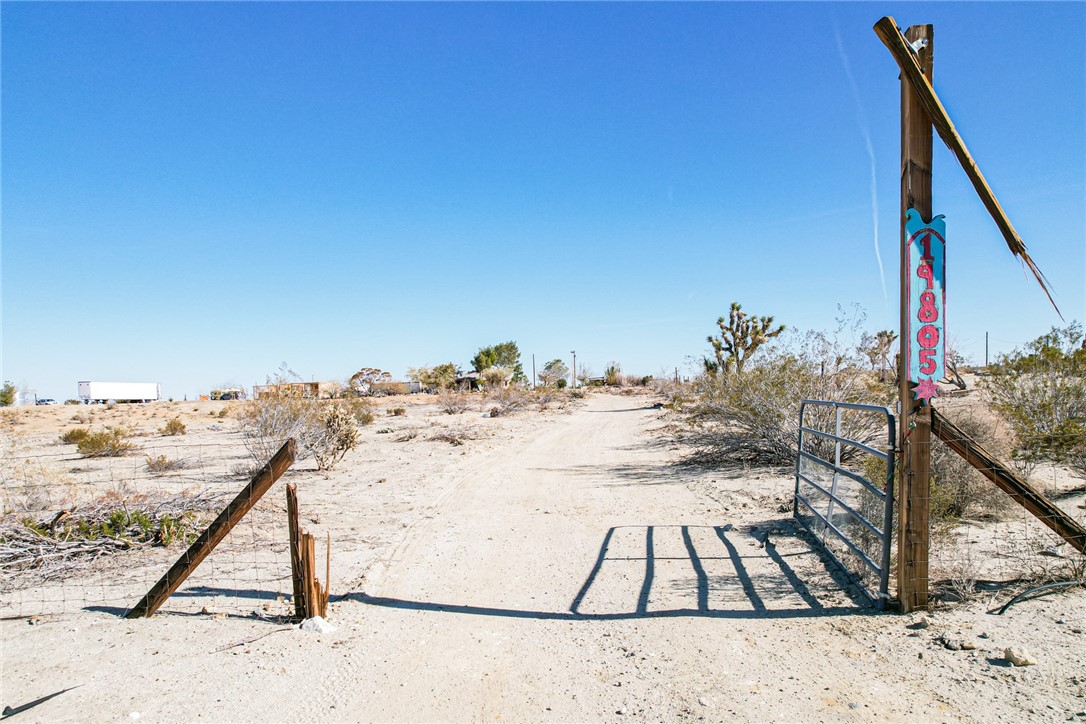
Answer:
35;398;57;406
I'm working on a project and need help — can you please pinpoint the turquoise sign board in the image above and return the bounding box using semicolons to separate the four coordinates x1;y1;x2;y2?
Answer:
905;208;946;404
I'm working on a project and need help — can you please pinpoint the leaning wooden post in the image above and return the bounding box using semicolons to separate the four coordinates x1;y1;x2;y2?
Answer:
126;439;297;618
897;24;934;613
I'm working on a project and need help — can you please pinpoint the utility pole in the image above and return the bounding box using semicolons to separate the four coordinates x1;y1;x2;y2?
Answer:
897;23;934;613
570;351;577;388
985;332;989;367
532;354;536;390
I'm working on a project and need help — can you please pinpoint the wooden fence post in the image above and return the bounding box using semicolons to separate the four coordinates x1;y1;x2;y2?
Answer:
896;23;934;613
126;439;297;619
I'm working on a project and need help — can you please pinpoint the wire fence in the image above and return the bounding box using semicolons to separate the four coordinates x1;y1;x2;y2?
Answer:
1;433;298;621
920;393;1085;605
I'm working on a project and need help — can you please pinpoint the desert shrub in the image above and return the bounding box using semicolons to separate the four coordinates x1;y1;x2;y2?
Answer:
159;417;186;436
485;386;527;417
64;399;82;406
387;407;406;417
675;316;892;466
77;427;136;458
145;454;186;474
438;389;471;414
312;404;360;471
984;322;1086;471
338;397;374;426
604;362;622;386
237;396;361;470
59;428;90;445
929;412;1012;522
533;387;568;411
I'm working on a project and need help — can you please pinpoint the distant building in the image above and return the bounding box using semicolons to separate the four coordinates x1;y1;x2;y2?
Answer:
253;382;339;399
210;388;246;401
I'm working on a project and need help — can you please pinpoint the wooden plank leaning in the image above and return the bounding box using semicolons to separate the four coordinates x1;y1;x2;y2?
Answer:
126;439;297;618
873;16;1059;316
931;410;1085;554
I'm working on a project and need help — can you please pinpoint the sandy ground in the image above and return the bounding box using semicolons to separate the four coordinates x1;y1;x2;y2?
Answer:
2;393;1085;722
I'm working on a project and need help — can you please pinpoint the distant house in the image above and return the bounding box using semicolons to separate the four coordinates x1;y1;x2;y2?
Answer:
454;372;482;390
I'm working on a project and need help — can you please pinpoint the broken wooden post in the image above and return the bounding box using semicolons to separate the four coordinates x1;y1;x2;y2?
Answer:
285;483;330;620
286;483;307;620
126;439;297;619
873;17;1058;315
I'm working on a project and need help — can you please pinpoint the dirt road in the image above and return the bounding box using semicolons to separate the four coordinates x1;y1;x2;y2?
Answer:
3;393;1083;721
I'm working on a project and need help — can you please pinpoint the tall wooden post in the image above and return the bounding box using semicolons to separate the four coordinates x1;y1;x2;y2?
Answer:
897;24;933;612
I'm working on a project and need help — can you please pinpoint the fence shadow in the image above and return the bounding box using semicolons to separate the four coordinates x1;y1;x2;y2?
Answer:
349;519;874;621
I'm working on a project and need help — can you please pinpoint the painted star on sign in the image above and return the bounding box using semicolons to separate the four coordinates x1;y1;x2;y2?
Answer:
912;378;939;404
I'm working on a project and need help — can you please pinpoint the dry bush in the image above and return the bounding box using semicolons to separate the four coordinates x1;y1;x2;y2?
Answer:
237;397;361;470
338;397;375;426
386;407;407;417
928;410;1012;523
158;417;187;436
674;316;893;467
437;389;471;415
59;428;90;445
485;386;528;417
428;425;482;446
145;454;186;474
312;404;360;471
533;387;569;411
77;427;137;458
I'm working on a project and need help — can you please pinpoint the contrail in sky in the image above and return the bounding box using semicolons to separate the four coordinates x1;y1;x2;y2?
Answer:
835;24;887;300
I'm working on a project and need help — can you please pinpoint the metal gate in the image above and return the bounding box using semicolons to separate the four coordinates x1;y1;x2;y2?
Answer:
794;400;896;609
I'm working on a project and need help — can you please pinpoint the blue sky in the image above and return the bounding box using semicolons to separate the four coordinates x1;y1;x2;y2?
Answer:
3;2;1083;400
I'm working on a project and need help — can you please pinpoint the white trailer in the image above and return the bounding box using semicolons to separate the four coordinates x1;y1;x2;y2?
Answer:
78;381;161;404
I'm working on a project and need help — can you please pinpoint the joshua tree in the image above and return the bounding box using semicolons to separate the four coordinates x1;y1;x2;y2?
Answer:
705;302;785;375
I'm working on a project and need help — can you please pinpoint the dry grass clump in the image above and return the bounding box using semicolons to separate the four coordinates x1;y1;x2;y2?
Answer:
386;407;407;417
77;427;137;458
158;416;187;436
428;425;483;446
438;389;471;415
145;454;187;474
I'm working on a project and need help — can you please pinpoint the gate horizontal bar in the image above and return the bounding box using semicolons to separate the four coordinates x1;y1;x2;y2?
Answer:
796;472;885;539
798;450;888;501
798;427;891;461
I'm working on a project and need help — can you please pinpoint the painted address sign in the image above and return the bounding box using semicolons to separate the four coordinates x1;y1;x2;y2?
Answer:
905;208;946;404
